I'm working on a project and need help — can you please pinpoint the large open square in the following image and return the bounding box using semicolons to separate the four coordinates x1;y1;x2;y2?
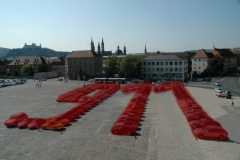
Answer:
0;80;240;160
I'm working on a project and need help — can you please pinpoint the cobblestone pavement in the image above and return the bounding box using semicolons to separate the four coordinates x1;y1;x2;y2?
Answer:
0;80;240;160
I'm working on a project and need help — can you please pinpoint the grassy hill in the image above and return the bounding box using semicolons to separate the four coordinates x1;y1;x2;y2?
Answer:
1;47;70;60
0;47;10;58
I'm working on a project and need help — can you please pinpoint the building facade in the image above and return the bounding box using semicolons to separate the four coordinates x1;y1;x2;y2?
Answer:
65;50;102;80
192;49;214;74
212;47;237;73
141;55;188;81
8;56;51;74
0;60;7;75
46;57;65;76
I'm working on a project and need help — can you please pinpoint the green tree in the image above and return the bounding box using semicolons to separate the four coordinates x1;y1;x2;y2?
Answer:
157;50;160;53
21;64;32;76
3;58;10;65
36;63;46;72
237;54;240;66
5;72;12;76
14;71;20;76
30;65;34;76
120;55;143;78
207;55;225;76
105;55;120;77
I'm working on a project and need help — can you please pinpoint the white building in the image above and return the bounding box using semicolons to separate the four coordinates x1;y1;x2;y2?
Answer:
141;55;188;81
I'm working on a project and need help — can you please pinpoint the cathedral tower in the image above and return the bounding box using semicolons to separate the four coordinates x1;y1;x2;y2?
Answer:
101;38;104;56
123;44;126;55
144;43;147;54
91;38;95;52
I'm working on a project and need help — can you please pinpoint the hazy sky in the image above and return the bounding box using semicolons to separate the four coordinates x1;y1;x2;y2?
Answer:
0;0;240;53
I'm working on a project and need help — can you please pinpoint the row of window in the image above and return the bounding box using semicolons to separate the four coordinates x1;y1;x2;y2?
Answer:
194;67;205;70
68;67;93;72
142;68;183;72
143;62;183;66
68;59;101;65
194;59;206;61
52;65;64;68
194;63;206;66
142;74;183;78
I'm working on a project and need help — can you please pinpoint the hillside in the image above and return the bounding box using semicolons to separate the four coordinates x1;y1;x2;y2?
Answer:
0;47;10;57
1;47;70;60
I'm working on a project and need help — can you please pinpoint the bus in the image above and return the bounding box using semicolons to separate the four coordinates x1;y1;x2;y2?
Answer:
94;78;126;84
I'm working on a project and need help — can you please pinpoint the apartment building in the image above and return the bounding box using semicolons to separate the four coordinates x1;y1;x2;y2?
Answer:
141;55;188;81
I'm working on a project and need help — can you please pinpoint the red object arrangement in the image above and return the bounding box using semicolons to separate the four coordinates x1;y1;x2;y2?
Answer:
111;82;152;135
4;83;120;130
154;81;228;140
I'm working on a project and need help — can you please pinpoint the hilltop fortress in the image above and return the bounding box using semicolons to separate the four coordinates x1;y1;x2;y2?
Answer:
23;43;42;49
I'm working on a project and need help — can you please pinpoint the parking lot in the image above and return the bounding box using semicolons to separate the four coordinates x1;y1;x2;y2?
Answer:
0;80;240;159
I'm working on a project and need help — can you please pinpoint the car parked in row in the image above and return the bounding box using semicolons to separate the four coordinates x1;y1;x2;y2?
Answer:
216;93;231;99
214;88;223;93
215;82;221;86
196;78;203;82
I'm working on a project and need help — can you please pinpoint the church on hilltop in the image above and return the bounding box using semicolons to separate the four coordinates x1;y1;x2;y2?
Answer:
23;43;42;49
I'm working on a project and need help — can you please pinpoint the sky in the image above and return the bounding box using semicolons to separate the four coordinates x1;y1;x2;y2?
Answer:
0;0;240;53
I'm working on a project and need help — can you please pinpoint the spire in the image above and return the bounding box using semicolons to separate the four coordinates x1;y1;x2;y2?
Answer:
98;42;100;47
91;37;93;44
144;43;147;54
101;37;104;44
213;42;215;49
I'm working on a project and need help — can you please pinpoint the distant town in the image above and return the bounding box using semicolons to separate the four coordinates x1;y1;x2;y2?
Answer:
0;38;240;81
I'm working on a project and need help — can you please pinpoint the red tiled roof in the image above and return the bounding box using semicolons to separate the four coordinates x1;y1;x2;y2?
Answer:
212;48;236;57
233;51;240;54
192;49;214;59
66;50;102;58
8;56;46;65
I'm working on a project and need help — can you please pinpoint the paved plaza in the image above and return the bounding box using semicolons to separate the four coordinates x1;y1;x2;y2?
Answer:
0;79;240;160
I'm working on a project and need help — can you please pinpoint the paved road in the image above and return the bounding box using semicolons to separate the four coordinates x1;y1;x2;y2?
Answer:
0;80;240;159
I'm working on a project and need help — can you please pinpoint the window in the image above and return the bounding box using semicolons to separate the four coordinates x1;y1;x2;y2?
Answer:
156;68;159;71
199;63;201;65
199;59;201;61
148;62;151;65
199;67;201;69
79;61;81;65
148;74;150;77
203;63;205;66
203;67;205;69
170;62;173;65
84;60;86;64
69;61;72;65
143;62;146;65
194;63;196;65
194;67;196;69
75;67;77;71
156;62;159;65
165;62;168;65
75;61;76;64
148;68;151;71
165;68;168;72
161;62;164;65
161;68;164;71
152;62;155;65
179;68;182;72
179;62;182;65
175;62;178;65
203;59;206;61
143;68;146;71
179;74;182;78
143;74;146;77
174;68;178;72
152;74;155;78
194;59;196;61
170;68;173;72
152;68;155;71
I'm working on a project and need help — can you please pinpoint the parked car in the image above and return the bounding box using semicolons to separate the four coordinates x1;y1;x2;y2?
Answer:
216;93;231;99
28;118;46;129
189;120;222;130
214;88;223;93
236;73;239;76
4;112;28;127
88;79;95;82
41;120;65;130
222;90;231;95
196;78;203;82
204;77;210;80
215;82;221;86
57;78;63;81
194;126;228;140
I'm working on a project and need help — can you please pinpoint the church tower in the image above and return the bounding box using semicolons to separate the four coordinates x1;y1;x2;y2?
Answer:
98;42;100;53
144;43;147;54
123;44;126;55
101;38;104;56
91;38;95;52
